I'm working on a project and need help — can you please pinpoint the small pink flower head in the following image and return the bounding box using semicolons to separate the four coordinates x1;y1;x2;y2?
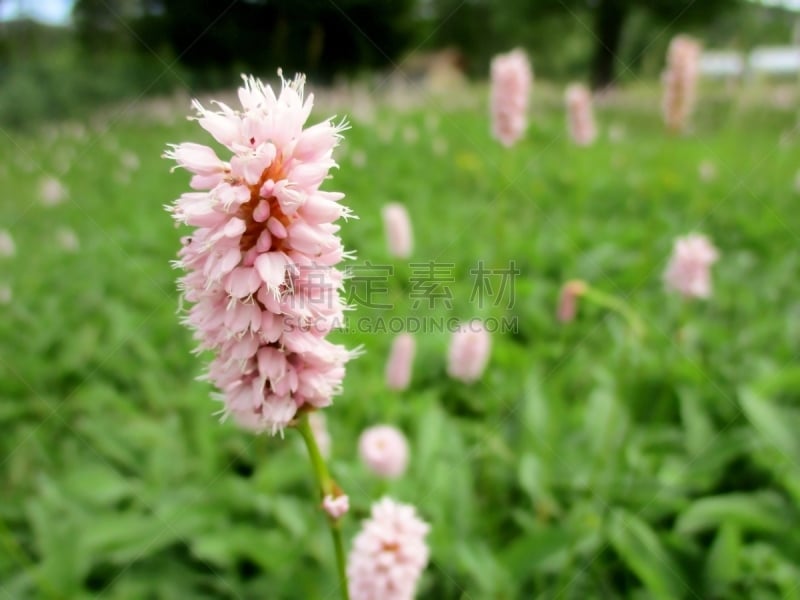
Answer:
165;72;357;435
565;83;597;146
385;333;415;391
662;35;701;133
309;411;332;459
557;280;587;323
0;230;15;257
381;203;413;258
447;320;491;383
698;160;717;183
39;176;67;206
490;48;533;147
664;233;719;299
358;425;409;479
347;497;430;600
322;493;349;519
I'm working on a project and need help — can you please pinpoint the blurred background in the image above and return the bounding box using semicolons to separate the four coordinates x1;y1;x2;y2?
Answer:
0;0;799;126
3;1;800;599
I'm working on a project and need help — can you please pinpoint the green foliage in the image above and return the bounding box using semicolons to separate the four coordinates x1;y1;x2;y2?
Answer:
1;80;800;598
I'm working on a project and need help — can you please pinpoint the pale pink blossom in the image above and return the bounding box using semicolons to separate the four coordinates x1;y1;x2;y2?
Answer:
662;35;701;133
165;73;357;435
698;160;717;182
347;498;430;600
381;203;413;258
447;320;491;383
309;411;332;459
385;333;415;391
490;48;532;147
0;284;10;304
565;83;597;146
358;425;409;479
39;176;68;206
664;234;719;299
557;280;587;323
56;227;79;252
322;494;349;519
0;230;15;257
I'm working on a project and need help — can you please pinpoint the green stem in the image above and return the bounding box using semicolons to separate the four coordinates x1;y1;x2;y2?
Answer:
582;286;646;338
296;413;350;600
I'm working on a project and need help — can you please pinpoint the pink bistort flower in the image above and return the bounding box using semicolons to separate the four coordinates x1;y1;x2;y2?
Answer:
664;233;719;299
447;320;491;383
0;230;15;257
490;48;532;147
347;497;430;600
381;203;413;258
165;73;357;435
322;493;350;519
358;425;409;479
385;333;415;391
565;83;597;146
557;280;587;323
662;35;701;134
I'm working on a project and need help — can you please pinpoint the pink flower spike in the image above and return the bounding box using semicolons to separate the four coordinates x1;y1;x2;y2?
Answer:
557;280;587;323
565;83;597;147
322;494;350;519
490;48;533;147
381;203;413;258
664;233;719;299
358;425;409;479
165;72;356;435
662;35;701;134
347;497;430;600
385;333;415;391
447;320;491;383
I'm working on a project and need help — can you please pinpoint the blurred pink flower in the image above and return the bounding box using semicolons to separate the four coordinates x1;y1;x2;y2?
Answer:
447;320;491;383
165;73;357;435
490;48;532;147
39;176;68;206
347;497;430;600
0;230;15;257
557;280;587;323
385;333;415;391
565;83;597;146
358;425;409;479
662;35;701;133
322;493;349;519
664;234;719;299
381;203;413;258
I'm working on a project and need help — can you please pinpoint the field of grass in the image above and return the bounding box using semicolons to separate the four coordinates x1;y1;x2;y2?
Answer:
2;78;800;599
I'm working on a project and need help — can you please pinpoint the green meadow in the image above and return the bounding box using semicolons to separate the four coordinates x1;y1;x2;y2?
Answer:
2;80;800;599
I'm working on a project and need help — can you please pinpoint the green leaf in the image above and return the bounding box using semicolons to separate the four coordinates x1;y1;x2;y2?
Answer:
740;388;800;460
675;492;786;535
607;509;686;600
705;523;740;590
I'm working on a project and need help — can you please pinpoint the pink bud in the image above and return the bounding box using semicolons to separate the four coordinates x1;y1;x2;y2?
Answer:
381;203;413;258
447;320;491;383
557;280;587;323
358;425;409;479
662;35;701;133
385;333;415;391
565;84;597;146
322;494;349;519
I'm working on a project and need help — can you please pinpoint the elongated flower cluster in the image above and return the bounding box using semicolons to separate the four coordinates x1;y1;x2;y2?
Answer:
448;320;491;383
664;233;719;299
662;35;701;133
165;73;356;435
382;203;413;258
565;83;597;146
385;333;415;391
348;498;430;600
490;48;532;147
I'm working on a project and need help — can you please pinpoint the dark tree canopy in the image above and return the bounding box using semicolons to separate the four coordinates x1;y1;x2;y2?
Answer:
427;0;742;87
74;0;418;83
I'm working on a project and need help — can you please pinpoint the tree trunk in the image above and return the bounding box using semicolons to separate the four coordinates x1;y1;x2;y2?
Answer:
590;0;628;90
